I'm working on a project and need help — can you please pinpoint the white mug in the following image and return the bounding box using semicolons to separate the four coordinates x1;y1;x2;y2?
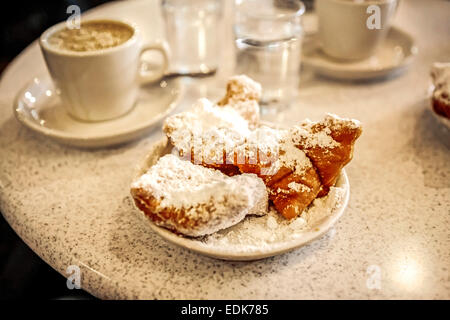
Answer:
316;0;399;60
40;19;169;122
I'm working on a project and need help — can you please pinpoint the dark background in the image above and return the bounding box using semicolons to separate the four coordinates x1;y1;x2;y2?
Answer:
0;0;112;300
0;0;111;73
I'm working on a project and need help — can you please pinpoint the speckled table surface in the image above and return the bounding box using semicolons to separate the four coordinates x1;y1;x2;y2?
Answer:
0;0;449;299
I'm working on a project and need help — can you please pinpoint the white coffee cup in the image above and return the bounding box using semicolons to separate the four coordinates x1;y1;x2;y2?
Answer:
316;0;399;60
40;19;169;122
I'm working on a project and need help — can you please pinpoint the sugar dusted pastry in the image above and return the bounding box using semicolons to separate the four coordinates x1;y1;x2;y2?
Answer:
131;154;268;237
217;75;262;128
219;75;262;102
235;128;322;219
164;110;361;219
233;115;361;219
163;98;250;175
291;114;362;196
430;62;450;119
161;75;362;221
163;98;250;153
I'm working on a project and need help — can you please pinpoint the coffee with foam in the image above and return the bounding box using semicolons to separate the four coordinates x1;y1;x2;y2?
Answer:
48;21;133;52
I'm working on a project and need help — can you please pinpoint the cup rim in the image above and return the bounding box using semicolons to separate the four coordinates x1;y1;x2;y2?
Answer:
39;18;141;57
236;0;306;20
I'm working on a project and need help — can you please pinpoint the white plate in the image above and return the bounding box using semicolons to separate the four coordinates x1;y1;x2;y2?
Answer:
13;74;183;148
302;26;417;80
134;137;350;261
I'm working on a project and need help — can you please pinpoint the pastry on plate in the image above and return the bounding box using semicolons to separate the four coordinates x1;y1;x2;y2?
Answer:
430;62;450;119
163;102;362;220
135;75;362;237
131;154;268;237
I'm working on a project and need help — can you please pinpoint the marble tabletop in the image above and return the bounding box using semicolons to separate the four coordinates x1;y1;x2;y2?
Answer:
0;0;449;299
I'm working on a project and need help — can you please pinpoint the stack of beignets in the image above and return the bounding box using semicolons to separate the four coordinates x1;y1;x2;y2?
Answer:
132;75;362;236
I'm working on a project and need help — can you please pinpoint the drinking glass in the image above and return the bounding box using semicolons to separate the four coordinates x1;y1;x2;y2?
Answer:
234;0;305;111
161;0;223;76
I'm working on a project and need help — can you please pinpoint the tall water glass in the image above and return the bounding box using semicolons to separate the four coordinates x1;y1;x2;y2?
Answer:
162;0;223;76
234;0;305;111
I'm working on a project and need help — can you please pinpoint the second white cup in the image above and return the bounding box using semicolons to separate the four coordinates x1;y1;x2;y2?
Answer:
316;0;399;61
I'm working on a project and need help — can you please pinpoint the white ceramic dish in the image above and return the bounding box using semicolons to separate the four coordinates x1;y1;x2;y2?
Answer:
133;137;350;261
302;26;417;80
13;74;183;148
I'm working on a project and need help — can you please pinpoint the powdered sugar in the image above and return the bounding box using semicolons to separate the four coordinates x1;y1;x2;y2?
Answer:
220;74;262;102
131;154;241;209
163;98;251;158
163;97;359;182
132;154;268;211
323;113;361;131
164;100;315;177
201;186;346;251
287;181;310;193
131;154;269;237
235;126;284;167
278;135;312;175
217;75;262;128
236;126;313;177
290;113;361;151
291;124;338;149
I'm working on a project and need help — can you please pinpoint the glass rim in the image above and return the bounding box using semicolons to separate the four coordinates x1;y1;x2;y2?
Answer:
236;0;306;20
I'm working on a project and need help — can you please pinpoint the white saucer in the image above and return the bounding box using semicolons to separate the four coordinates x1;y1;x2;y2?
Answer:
302;26;418;80
134;137;350;261
13;75;183;148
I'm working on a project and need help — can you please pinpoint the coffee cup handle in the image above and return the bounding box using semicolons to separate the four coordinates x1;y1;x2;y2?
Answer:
138;40;169;84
